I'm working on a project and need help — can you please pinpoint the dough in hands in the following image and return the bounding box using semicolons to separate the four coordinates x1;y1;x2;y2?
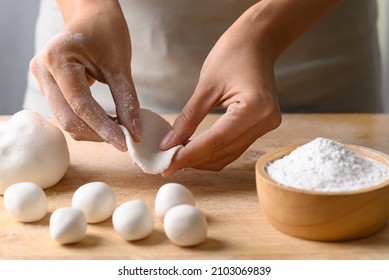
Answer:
0;110;70;195
120;108;182;174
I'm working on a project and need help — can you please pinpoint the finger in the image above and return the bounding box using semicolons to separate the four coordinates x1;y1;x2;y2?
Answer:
162;113;251;175
30;55;103;142
162;101;281;175
162;118;267;176
106;72;142;142
160;81;221;150
47;55;127;151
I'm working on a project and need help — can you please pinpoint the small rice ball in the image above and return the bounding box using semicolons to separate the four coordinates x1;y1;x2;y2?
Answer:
112;200;154;241
72;182;116;223
4;182;48;222
155;183;195;220
164;204;207;247
50;207;87;245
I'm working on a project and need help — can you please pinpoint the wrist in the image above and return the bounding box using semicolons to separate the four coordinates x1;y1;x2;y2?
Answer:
234;0;341;59
57;0;120;22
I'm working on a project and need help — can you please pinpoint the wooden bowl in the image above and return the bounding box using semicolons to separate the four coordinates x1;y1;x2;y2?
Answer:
255;144;389;241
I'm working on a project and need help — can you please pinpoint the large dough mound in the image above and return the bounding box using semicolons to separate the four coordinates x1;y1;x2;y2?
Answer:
0;110;70;194
120;108;182;174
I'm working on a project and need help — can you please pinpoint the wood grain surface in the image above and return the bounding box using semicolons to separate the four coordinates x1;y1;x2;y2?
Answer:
1;114;389;260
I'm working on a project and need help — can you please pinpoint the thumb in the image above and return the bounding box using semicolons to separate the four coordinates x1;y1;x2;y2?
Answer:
160;85;215;150
159;110;196;150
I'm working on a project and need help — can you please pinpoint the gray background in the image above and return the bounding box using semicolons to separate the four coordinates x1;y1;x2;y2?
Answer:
0;0;40;115
0;0;388;115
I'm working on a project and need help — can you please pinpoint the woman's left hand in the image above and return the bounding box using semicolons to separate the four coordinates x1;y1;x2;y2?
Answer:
159;7;282;175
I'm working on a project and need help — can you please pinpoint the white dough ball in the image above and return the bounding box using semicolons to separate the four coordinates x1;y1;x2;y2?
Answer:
50;207;87;245
0;110;70;194
3;182;48;222
112;200;154;241
164;204;207;247
72;182;116;223
155;183;195;220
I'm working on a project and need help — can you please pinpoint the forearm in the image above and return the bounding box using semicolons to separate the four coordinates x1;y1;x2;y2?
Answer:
237;0;342;60
56;0;120;22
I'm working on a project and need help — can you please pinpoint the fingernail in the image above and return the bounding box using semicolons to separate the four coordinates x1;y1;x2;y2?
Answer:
160;130;176;150
112;139;127;152
103;128;127;152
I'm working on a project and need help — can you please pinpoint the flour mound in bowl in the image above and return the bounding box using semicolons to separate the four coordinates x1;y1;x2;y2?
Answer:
120;108;182;174
266;137;389;192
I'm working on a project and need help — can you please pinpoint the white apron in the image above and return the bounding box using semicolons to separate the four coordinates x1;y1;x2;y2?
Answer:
24;0;382;116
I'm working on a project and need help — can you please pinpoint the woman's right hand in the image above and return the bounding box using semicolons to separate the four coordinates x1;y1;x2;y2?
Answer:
30;0;141;151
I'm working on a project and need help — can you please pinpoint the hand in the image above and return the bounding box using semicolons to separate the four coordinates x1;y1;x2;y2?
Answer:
160;0;341;175
30;0;141;151
160;8;282;175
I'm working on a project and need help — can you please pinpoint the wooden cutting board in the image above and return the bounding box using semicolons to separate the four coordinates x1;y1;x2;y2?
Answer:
1;114;389;259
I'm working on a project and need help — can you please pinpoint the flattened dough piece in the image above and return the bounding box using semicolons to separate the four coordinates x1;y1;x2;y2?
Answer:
120;109;182;174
